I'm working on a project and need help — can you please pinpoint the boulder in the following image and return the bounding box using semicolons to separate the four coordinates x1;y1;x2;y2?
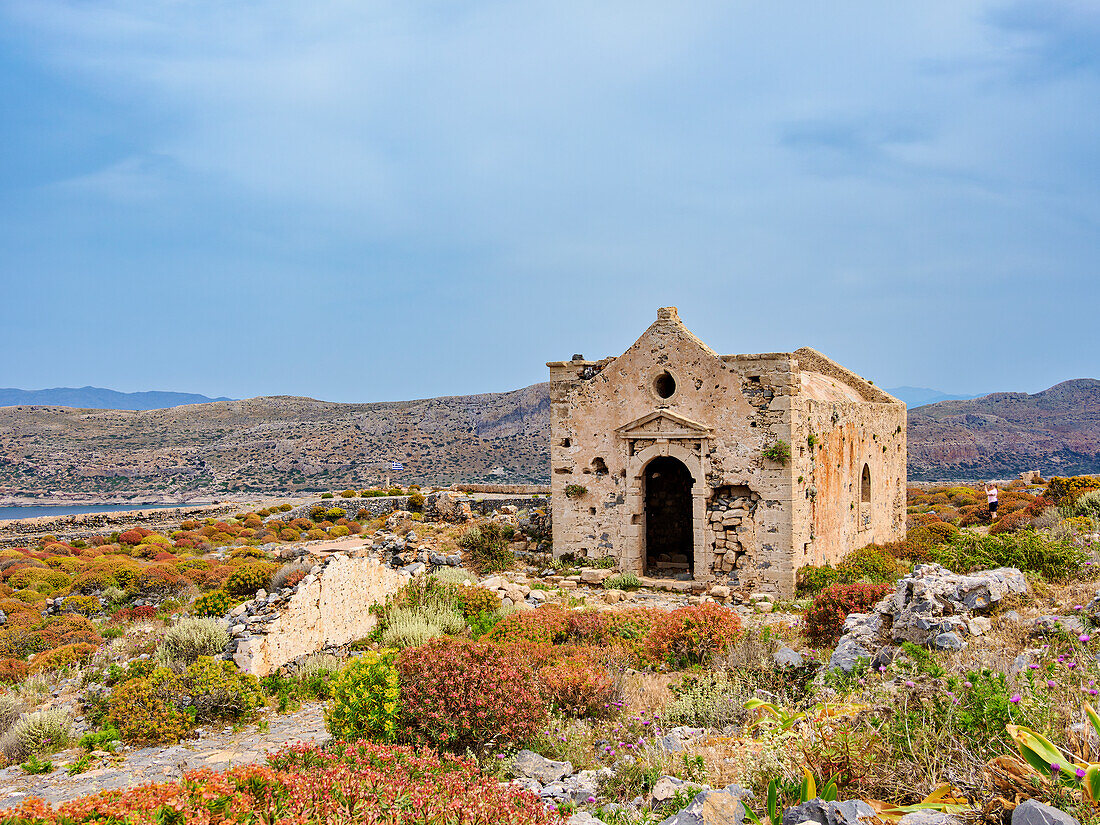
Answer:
652;775;708;804
781;799;877;825
829;564;1026;671
1011;800;1080;825
656;785;751;825
511;749;572;784
581;569;615;584
569;814;608;825
774;647;805;668
898;812;962;825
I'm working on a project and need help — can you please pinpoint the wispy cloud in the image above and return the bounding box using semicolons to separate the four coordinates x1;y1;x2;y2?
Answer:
0;1;1097;400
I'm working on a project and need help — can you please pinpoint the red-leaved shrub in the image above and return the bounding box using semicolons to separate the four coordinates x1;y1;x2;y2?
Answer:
398;638;546;752
8;741;561;825
485;605;570;645
804;583;891;647
647;602;741;665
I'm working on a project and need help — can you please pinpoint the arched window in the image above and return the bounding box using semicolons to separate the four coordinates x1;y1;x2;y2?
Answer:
861;464;871;503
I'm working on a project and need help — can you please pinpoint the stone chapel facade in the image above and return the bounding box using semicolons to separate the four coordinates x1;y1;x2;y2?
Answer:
547;307;907;597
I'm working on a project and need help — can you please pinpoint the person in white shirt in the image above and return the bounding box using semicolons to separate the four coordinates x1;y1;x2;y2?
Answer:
985;483;999;521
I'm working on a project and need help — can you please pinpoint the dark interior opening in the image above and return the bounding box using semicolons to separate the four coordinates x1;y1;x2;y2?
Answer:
644;456;694;577
653;371;676;398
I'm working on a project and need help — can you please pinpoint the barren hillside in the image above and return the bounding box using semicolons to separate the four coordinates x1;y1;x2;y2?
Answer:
3;378;1098;499
906;378;1100;480
0;385;551;499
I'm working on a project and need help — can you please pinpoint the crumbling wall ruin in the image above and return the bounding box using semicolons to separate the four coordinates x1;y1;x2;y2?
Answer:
229;551;407;677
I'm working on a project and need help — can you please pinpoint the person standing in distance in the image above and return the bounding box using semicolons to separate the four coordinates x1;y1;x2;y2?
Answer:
985;482;999;522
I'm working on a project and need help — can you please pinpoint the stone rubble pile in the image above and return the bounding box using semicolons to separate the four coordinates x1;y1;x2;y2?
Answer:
829;563;1027;672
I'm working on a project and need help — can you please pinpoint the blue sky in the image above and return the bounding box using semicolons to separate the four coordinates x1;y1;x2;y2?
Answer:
1;1;1098;403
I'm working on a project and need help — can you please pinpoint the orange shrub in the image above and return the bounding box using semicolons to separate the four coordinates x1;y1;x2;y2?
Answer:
647;603;741;666
29;642;96;674
990;510;1033;535
537;656;616;718
38;615;103;648
0;658;28;683
132;564;187;596
118;530;144;545
398;638;546;751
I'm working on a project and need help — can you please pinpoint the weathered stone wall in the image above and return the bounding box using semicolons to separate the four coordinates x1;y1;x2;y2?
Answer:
790;397;907;578
231;551;407;677
283;492;549;524
450;484;551;495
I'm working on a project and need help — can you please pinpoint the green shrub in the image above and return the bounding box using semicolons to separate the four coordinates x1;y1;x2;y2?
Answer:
796;563;842;596
191;589;234;618
455;586;502;618
107;669;188;744
604;572;642;591
325;652;401;743
325;508;347;521
381;604;464;648
321;492;334;499
928;530;1085;582
154;618;230;670
180;657;264;723
458;522;514;572
564;485;587;499
224;562;278;598
0;709;72;762
0;694;22;735
1074;490;1100;520
407;492;425;510
837;544;906;584
664;672;744;728
762;441;791;464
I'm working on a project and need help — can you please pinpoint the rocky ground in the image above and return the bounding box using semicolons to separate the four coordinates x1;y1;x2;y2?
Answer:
0;704;328;808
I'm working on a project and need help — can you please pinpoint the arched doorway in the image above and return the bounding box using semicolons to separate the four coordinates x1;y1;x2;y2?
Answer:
644;456;694;576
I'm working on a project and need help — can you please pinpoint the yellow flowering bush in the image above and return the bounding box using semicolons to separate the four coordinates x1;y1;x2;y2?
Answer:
325;651;401;743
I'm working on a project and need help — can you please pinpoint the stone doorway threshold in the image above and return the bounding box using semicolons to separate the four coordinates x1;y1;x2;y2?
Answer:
636;575;709;593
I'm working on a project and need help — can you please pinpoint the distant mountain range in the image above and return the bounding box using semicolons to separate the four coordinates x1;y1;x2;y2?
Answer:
0;387;232;411
0;384;988;413
906;378;1100;480
0;379;1096;497
884;386;984;407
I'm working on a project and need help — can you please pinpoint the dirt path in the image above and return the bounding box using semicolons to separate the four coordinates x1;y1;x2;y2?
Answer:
0;703;328;810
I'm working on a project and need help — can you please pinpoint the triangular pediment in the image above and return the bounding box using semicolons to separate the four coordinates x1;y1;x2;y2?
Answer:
615;410;713;439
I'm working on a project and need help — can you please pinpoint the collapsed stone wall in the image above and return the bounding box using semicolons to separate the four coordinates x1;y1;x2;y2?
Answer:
707;488;761;581
283;492;549;525
229;551;407;677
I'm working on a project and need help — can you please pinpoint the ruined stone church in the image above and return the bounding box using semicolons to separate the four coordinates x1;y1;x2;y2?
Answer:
547;307;906;597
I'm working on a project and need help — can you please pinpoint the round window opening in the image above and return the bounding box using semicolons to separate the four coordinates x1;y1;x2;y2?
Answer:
653;371;676;399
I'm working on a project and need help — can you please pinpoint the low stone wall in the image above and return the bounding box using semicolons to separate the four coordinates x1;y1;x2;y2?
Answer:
230;550;407;677
450;484;551;495
283;492;550;524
